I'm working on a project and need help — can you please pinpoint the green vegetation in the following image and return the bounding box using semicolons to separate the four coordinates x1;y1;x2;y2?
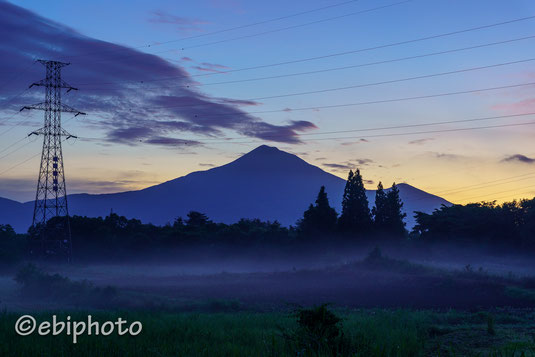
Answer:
2;251;535;355
1;308;534;356
413;199;535;248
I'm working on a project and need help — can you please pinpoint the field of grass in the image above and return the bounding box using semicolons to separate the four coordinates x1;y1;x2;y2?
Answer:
1;308;534;356
2;250;535;356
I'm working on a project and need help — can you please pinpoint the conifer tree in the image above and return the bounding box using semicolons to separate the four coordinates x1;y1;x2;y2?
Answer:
385;183;407;235
372;181;388;229
299;186;338;235
338;169;372;235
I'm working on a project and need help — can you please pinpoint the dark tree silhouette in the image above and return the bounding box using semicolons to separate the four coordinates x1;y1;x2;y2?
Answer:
384;183;407;236
298;186;338;236
0;224;25;264
186;211;210;227
372;181;388;230
338;169;372;235
412;199;534;247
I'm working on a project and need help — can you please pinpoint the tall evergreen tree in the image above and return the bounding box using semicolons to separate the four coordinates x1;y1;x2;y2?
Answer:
338;169;372;235
298;186;338;235
384;183;407;236
372;181;388;229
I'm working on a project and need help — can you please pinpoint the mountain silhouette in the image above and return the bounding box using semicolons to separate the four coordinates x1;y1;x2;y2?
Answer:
0;145;450;232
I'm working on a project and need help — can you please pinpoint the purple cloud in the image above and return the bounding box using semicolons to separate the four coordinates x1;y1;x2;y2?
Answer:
148;11;208;33
0;2;316;146
200;62;230;69
408;138;434;145
352;158;374;166
502;154;535;164
322;163;353;170
322;158;374;172
340;138;369;146
143;136;201;147
192;65;226;73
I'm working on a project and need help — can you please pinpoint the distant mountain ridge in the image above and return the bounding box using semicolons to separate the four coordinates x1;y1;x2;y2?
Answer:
0;145;450;232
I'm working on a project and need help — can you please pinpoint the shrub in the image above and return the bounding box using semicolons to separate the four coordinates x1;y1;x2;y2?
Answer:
285;304;352;356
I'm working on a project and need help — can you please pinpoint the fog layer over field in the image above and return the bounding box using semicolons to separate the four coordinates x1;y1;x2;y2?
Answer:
3;242;535;312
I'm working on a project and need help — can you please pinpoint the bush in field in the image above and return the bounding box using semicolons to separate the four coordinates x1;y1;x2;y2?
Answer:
286;304;352;356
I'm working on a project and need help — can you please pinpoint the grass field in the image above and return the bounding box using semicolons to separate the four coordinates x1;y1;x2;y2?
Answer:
2;250;535;356
1;308;535;356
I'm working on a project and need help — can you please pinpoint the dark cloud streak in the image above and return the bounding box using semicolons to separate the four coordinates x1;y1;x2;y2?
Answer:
502;154;535;164
0;2;315;147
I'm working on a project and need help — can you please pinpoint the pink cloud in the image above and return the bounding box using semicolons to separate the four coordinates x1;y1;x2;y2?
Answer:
491;98;535;113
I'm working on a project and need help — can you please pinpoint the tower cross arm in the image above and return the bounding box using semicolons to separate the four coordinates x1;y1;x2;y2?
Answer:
28;127;78;139
60;104;86;116
20;103;86;116
29;78;78;91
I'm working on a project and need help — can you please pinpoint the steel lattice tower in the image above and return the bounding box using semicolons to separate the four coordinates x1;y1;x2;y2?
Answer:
21;60;85;261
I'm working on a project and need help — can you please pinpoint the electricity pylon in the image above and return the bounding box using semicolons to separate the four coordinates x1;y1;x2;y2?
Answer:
21;59;85;261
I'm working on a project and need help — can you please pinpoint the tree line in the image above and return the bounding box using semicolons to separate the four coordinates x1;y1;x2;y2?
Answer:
0;169;407;262
413;199;535;249
298;169;406;238
3;168;535;264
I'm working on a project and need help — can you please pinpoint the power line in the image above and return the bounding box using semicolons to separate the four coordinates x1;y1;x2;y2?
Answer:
0;152;40;177
81;35;535;89
456;183;535;203
472;189;535;203
431;172;535;196
180;0;412;50
185;15;535;79
0;114;76;155
0;111;32;138
437;174;535;197
204;121;535;145
148;81;535;113
1;87;31;106
78;118;535;146
0;60;37;92
0;132;84;178
75;14;535;77
58;0;362;60
155;0;361;46
180;36;535;86
406;171;535;203
233;58;535;102
0;137;31;159
190;112;535;141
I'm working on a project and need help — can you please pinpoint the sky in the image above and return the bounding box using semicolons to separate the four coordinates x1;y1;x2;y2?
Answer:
1;0;535;204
